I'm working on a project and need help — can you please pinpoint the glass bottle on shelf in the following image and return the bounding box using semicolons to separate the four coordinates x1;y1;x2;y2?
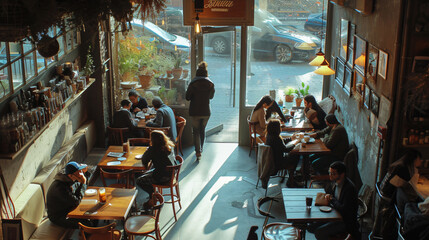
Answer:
425;130;429;144
419;131;425;144
408;129;415;145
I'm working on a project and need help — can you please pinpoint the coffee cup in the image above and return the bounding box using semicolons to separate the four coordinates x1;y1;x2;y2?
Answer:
304;135;310;143
306;196;313;210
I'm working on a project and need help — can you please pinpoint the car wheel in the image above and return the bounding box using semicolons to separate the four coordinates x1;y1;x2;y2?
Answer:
212;37;230;54
275;45;293;63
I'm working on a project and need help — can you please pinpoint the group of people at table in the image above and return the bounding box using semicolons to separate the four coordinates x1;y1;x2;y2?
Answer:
250;94;429;239
43;61;215;236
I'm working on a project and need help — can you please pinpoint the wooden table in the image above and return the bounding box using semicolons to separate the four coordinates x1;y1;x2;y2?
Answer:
290;139;331;155
136;114;156;128
282;188;342;239
68;187;137;220
411;175;429;199
282;118;314;132
98;146;147;170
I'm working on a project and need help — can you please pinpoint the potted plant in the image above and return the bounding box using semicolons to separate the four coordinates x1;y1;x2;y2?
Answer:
284;87;295;102
82;45;95;83
171;51;184;79
118;36;141;82
295;82;310;107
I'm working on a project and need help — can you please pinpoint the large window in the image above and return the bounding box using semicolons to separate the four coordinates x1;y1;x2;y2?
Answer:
0;25;80;99
245;2;326;107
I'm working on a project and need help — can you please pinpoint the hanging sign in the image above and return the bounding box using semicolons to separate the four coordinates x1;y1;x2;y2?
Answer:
183;0;254;26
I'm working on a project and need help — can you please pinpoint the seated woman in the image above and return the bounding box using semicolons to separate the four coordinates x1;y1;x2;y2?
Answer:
304;95;327;130
265;119;300;187
309;114;349;174
251;95;289;141
136;130;176;211
373;149;423;239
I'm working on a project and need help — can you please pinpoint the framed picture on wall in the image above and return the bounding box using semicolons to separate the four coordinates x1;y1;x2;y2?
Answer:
364;84;371;109
353;70;365;96
347;23;356;67
378;50;388;79
366;44;378;87
339;19;349;61
371;91;380;116
354;35;367;74
344;66;352;96
412;56;429;73
336;58;345;86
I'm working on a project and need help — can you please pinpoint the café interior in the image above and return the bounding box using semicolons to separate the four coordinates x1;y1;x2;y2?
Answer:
0;0;428;239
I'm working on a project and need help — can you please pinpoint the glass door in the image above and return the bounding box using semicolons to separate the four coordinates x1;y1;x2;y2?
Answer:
201;26;240;143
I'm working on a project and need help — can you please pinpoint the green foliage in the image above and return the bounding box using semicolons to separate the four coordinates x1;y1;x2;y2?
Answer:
284;87;295;96
167;89;177;104
83;45;95;76
295;82;310;98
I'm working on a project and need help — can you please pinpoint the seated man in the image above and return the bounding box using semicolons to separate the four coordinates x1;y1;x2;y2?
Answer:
146;97;177;142
309;114;349;174
309;161;360;240
46;161;92;229
112;99;142;137
129;90;148;114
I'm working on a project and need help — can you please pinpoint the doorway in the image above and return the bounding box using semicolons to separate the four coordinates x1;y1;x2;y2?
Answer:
200;26;240;143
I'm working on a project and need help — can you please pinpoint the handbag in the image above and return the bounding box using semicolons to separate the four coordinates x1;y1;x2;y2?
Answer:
315;192;330;206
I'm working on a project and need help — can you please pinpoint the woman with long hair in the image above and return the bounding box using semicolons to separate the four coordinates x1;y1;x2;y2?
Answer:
186;61;215;160
136;130;176;210
265;119;300;187
304;95;327;130
250;95;275;140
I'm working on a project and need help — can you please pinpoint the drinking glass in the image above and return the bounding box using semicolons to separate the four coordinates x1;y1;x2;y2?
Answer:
306;196;313;210
99;188;106;203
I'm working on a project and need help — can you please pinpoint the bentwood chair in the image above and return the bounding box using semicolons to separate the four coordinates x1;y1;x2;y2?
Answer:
144;127;170;138
153;156;183;221
175;116;186;156
78;222;121;240
125;192;164;240
100;168;134;188
128;138;151;146
247;115;260;157
107;127;129;145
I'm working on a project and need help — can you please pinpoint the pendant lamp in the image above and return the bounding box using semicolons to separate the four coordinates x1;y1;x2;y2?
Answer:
194;13;201;35
314;59;335;75
309;49;326;66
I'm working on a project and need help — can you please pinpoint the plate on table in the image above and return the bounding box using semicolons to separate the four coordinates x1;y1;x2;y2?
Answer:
85;189;97;196
319;206;332;212
135;154;143;159
117;157;127;161
302;138;316;143
107;161;121;166
136;112;144;118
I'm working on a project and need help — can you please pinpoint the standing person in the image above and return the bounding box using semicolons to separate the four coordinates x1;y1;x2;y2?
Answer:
372;149;423;239
303;95;327;130
46;161;92;229
309;161;360;240
128;90;148;114
186;61;215;160
309;114;349;174
136;130;176;211
146;97;177;142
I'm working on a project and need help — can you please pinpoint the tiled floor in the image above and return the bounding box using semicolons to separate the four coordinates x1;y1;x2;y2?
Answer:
73;142;370;239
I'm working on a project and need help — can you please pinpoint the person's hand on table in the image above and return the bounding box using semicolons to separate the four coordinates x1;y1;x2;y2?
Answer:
133;107;141;113
309;132;317;138
325;194;332;202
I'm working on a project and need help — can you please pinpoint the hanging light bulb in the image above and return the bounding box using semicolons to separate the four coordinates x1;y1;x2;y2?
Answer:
309;49;326;66
194;13;201;35
314;59;335;75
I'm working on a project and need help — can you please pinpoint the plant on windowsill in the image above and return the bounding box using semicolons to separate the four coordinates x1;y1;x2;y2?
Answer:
295;82;310;107
172;50;185;79
82;45;95;83
284;87;295;102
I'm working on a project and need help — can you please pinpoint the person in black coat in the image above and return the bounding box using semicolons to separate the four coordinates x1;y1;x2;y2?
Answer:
128;90;148;113
46;161;92;229
186;61;215;160
265;119;300;187
112;99;142;138
309;161;360;240
146;97;177;142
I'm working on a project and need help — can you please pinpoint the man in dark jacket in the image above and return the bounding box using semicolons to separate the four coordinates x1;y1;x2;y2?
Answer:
309;161;360;239
112;99;141;137
185;61;215;160
129;90;148;113
146;97;177;142
46;161;91;229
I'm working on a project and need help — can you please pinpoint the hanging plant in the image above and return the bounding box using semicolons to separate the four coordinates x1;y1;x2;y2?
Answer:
36;34;59;58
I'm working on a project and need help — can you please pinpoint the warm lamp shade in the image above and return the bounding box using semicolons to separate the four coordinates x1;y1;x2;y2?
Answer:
355;54;366;66
309;52;326;66
194;15;201;34
314;60;335;75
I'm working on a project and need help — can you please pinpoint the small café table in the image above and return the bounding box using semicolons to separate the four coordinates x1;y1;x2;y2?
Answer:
98;146;147;171
282;188;342;239
67;187;137;220
282;118;314;132
410;175;429;199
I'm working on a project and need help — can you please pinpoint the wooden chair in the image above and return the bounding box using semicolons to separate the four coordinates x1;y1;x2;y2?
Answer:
247;115;260;157
100;168;133;188
144;127;170;138
175;116;186;156
107;126;129;145
125;192;164;240
256;144;287;196
78;222;121;240
128;138;151;146
153;156;183;221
